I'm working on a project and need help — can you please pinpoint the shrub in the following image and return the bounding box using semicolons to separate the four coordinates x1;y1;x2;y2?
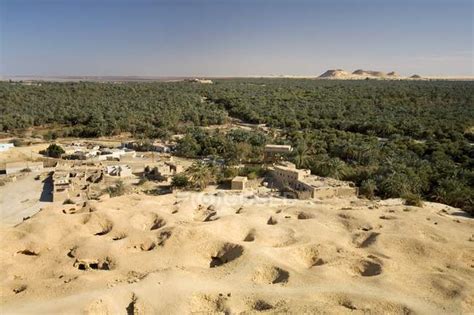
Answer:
433;179;473;215
11;138;26;147
106;181;126;197
247;171;257;180
43;131;58;141
223;167;239;179
238;165;266;178
403;193;424;207
359;179;377;200
137;177;149;185
42;144;65;158
171;174;189;188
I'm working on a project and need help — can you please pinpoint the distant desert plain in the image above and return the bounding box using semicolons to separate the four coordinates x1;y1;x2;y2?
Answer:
2;69;473;83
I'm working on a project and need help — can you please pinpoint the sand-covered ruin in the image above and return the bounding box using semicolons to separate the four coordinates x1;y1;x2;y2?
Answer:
1;190;473;314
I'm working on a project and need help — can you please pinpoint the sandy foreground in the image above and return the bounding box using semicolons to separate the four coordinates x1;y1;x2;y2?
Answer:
0;190;473;314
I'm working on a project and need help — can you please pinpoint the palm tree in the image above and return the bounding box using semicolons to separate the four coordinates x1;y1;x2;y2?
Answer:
186;162;215;191
360;179;377;199
379;173;410;198
293;136;315;169
293;143;310;169
320;158;347;180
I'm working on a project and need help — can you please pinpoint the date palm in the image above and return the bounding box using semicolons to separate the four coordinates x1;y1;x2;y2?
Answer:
293;142;311;169
186;162;215;191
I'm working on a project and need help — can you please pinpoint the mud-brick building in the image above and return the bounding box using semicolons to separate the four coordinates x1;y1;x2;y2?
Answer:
269;162;357;199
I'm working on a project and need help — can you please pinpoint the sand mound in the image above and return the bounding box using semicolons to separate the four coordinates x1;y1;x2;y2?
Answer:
252;265;289;284
193;204;217;222
84;298;115;315
189;293;228;313
318;69;351;78
324;292;414;314
352;69;386;77
83;213;114;236
292;244;325;268
353;258;383;277
125;293;153;314
129;211;166;231
319;69;407;80
410;74;422;79
352;231;380;248
251;299;275;311
126;235;156;252
297;211;314;220
266;216;278;225
73;256;114;271
0;193;473;314
206;242;244;268
242;228;256;242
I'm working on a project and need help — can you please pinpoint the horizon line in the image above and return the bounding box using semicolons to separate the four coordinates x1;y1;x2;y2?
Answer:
2;74;474;82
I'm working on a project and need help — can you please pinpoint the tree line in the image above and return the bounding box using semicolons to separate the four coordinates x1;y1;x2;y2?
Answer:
0;79;472;213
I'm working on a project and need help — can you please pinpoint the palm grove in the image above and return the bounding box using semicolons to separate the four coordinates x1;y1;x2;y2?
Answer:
1;79;473;214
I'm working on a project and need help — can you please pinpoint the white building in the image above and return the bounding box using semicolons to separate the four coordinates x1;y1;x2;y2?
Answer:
96;148;136;161
0;143;14;152
105;165;133;177
153;143;171;153
5;161;44;175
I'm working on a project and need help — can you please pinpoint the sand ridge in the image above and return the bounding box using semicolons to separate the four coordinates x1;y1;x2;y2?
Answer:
317;69;424;80
0;191;473;314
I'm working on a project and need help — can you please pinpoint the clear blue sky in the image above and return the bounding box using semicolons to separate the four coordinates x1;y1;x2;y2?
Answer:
1;0;472;77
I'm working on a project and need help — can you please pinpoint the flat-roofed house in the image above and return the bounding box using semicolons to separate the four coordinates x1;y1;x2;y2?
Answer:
5;161;43;175
96;148;136;161
231;176;248;190
270;162;357;199
264;144;293;162
0;143;14;152
153;142;171;153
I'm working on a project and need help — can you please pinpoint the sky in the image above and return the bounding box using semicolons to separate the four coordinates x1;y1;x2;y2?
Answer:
0;0;472;77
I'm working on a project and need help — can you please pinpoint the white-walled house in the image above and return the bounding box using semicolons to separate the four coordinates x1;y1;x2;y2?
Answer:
0;143;14;152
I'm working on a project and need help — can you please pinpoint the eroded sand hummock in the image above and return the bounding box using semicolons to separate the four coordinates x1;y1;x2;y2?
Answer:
0;191;473;314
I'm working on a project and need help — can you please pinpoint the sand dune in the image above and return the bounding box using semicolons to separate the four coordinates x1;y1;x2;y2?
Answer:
318;69;351;79
318;69;419;80
352;69;386;77
0;191;473;314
